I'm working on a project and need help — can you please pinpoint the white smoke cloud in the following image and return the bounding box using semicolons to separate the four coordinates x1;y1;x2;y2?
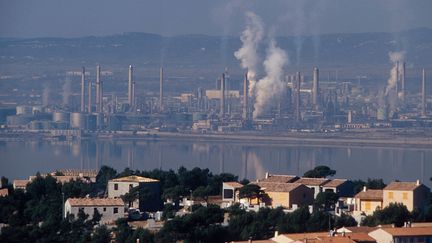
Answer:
234;11;264;97
62;75;72;106
253;39;289;118
385;51;405;95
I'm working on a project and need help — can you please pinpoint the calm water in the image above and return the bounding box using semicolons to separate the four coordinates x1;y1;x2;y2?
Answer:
0;139;431;188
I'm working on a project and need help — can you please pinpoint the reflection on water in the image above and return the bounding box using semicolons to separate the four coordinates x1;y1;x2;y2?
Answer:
0;140;431;187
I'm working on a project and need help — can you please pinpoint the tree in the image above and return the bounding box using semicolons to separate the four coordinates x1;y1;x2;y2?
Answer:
114;218;133;243
95;166;117;193
192;186;211;203
163;185;186;207
352;179;386;194
303;166;336;178
314;191;339;211
239;184;264;205
91;225;111;243
374;203;411;227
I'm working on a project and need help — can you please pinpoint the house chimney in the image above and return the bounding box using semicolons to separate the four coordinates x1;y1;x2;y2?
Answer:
265;172;269;179
416;180;420;186
274;231;279;237
363;186;367;192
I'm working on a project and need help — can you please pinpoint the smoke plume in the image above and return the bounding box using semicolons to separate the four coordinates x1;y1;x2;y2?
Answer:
253;39;288;118
62;75;72;106
385;51;404;95
234;11;264;96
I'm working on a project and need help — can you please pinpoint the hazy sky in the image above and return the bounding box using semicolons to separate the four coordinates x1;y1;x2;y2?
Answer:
1;0;432;38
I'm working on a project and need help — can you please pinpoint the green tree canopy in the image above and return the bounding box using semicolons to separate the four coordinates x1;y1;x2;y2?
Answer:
303;166;336;178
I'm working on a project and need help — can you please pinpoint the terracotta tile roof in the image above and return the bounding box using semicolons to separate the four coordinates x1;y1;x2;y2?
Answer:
13;179;29;188
323;179;348;188
0;188;8;197
260;175;299;183
354;190;383;200
280;232;329;240
296;177;330;186
345;233;376;242
337;226;378;233
379;227;432;236
67;198;124;207
111;175;159;183
224;182;244;188
384;182;421;191
255;182;304;193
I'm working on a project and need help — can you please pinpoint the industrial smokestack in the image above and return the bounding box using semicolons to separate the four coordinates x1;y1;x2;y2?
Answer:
422;68;427;117
295;72;301;121
96;65;102;113
243;72;249;120
88;78;92;113
220;73;225;117
128;65;134;107
312;67;319;110
401;62;406;103
159;67;164;112
81;67;86;112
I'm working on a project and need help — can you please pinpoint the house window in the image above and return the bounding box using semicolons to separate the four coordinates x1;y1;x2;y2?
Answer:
129;184;133;190
388;192;394;199
79;207;84;213
94;208;98;214
223;189;234;199
114;183;118;190
365;202;371;211
402;192;408;200
103;207;106;212
113;207;118;214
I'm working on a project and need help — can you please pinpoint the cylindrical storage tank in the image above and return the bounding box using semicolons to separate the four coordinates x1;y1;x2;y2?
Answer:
70;112;87;129
32;106;44;114
16;106;32;115
41;120;52;130
53;112;70;123
87;114;97;131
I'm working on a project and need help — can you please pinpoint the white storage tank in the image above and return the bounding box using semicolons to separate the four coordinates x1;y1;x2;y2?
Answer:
70;112;87;129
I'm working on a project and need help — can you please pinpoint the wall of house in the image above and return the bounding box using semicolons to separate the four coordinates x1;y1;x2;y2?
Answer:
383;190;413;211
356;199;382;215
265;191;290;208
222;184;235;201
108;181;139;198
64;202;124;224
290;187;314;208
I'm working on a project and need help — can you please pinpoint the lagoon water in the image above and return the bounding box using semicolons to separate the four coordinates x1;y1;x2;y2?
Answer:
1;139;431;187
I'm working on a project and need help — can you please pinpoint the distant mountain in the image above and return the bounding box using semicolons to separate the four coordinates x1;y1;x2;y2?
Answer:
1;28;432;80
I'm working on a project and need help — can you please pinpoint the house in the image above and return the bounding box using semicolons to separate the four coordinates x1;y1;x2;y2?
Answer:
271;231;376;243
354;188;383;216
382;180;430;212
64;198;125;224
222;182;243;203
13;179;29;190
368;226;432;243
255;182;314;209
322;179;355;197
294;177;330;198
107;175;162;212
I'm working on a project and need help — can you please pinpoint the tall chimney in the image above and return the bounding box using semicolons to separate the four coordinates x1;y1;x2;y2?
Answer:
401;62;406;103
243;73;249;120
159;67;164;112
128;65;134;107
96;65;102;113
312;67;319;110
220;73;225;117
88;78;92;113
295;72;301;122
81;67;86;112
422;68;426;117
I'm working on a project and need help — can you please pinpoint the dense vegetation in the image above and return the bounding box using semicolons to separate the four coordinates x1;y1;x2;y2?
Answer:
0;166;431;242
